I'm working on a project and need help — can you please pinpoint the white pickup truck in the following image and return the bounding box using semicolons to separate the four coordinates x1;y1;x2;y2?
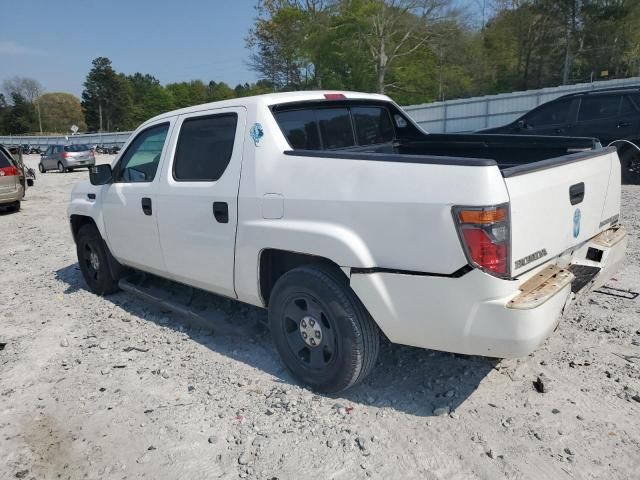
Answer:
68;91;627;392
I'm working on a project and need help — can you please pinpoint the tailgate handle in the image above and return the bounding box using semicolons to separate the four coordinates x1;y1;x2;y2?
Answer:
569;182;585;205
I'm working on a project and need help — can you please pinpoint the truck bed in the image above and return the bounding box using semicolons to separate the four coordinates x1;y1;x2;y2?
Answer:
395;133;600;170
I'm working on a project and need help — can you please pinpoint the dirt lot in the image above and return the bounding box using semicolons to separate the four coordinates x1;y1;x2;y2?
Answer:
1;154;639;480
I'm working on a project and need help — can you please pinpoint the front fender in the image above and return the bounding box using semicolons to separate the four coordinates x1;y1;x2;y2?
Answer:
67;180;107;242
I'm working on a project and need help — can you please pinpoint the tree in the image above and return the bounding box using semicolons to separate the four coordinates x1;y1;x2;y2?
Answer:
38;92;87;133
1;92;36;134
2;76;44;133
81;57;132;131
126;73;174;124
344;0;453;93
246;0;330;90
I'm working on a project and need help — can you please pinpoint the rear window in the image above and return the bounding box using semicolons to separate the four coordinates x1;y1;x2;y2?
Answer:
578;96;621;121
274;104;396;150
64;144;90;152
0;151;11;168
316;108;354;149
352;106;394;145
173;113;238;181
275;110;321;150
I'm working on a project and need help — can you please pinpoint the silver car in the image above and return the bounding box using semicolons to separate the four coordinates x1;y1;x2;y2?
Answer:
39;144;96;173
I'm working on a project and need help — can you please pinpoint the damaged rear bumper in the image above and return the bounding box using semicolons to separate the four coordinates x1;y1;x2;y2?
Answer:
349;225;627;359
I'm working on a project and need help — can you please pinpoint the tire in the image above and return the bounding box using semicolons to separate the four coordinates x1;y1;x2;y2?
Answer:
269;264;379;393
620;146;640;185
11;201;20;212
76;224;120;295
58;162;66;173
38;163;45;173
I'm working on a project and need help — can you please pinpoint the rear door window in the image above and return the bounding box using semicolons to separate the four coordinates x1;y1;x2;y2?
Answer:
526;100;572;126
620;96;638;115
352;106;394;145
578;95;621;121
173;113;238;181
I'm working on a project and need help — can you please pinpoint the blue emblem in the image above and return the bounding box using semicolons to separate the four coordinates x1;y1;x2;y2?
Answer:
249;123;264;146
573;208;581;238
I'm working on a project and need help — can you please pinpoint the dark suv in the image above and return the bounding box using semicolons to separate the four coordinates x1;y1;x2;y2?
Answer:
481;86;640;183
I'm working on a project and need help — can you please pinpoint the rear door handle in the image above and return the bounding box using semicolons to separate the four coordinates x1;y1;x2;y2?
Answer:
213;202;228;223
569;182;585;205
141;197;152;216
617;122;631;128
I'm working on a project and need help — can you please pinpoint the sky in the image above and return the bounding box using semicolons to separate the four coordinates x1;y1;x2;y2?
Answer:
1;0;259;98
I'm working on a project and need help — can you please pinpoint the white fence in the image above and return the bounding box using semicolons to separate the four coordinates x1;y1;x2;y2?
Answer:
1;76;639;146
0;131;133;149
404;76;640;133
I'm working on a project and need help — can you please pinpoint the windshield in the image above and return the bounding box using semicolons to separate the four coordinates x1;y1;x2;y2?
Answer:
64;144;90;152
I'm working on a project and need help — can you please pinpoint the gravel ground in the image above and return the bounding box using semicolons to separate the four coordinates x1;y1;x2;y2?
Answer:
1;154;639;480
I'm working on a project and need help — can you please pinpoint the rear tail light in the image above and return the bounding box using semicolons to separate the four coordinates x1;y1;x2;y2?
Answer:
453;204;510;277
0;166;19;177
62;152;70;159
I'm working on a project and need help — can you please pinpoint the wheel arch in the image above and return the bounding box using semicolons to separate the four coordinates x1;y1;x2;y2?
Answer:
258;249;347;307
70;214;98;243
71;214;126;281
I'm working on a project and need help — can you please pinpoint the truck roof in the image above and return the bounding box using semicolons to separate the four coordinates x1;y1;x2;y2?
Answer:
140;91;392;128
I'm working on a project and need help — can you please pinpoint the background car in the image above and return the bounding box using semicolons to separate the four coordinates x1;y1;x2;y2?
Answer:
480;86;640;184
39;144;96;173
0;145;26;212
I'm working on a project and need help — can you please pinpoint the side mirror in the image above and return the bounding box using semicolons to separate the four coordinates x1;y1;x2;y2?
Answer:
40;152;45;157
89;164;113;185
517;119;527;130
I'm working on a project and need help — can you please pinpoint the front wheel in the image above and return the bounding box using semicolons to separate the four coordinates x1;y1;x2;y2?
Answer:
38;163;45;173
76;224;120;295
269;265;379;393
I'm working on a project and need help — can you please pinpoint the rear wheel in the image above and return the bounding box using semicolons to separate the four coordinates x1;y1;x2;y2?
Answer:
58;162;66;173
11;201;20;212
76;224;120;295
620;146;640;185
269;265;379;393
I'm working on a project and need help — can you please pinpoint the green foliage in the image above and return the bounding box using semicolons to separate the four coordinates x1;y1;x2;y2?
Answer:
1;93;36;134
39;92;87;133
3;1;639;135
246;0;640;102
81;57;132;131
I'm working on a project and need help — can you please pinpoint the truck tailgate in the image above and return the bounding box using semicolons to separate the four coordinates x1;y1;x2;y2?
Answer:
504;147;621;277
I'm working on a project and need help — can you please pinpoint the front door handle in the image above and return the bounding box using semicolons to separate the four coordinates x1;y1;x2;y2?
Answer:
141;197;152;216
617;122;631;128
213;202;228;223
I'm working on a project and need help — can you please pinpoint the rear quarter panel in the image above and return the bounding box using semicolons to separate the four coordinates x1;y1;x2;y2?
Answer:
234;101;509;306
